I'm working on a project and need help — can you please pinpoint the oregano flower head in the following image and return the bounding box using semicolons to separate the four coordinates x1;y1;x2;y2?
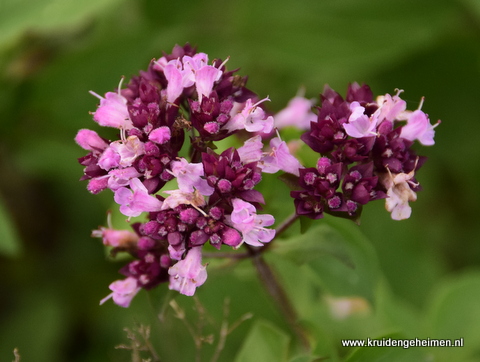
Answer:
76;44;439;307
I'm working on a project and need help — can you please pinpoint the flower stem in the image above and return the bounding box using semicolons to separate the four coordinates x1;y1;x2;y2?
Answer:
275;212;299;238
246;244;310;351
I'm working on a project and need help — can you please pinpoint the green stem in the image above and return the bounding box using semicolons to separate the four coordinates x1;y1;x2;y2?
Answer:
246;244;310;351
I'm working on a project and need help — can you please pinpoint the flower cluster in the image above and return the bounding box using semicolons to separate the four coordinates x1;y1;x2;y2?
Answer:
76;44;300;307
76;44;439;307
292;84;439;221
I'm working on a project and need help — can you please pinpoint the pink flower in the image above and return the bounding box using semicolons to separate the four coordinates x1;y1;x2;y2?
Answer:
274;95;317;130
170;158;214;196
260;137;303;176
161;189;206;210
87;177;109;194
109;136;146;167
148;126;171;144
165;53;224;103
224;98;274;134
100;277;141;308
183;53;226;101
168;246;207;296
194;65;222;102
237;135;264;164
107;167;142;190
400;110;438;146
114;178;163;217
343;102;377;138
164;59;193;104
90;90;133;130
91;227;139;247
97;147;120;170
227;198;275;247
375;90;407;123
75;129;108;154
182;53;209;84
380;170;418;220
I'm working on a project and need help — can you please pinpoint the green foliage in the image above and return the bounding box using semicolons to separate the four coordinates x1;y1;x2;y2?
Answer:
0;0;124;48
234;320;291;362
425;271;480;361
0;195;21;256
273;217;379;304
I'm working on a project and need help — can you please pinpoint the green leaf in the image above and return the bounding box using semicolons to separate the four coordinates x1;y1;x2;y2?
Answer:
289;355;323;362
234;320;290;362
273;216;379;303
278;173;301;191
0;0;126;49
299;215;314;234
0;195;21;257
425;271;480;361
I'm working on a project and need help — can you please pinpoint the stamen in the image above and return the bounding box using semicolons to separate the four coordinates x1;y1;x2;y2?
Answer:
418;96;425;110
217;56;230;70
107;210;113;229
192;204;208;217
275;128;282;141
117;76;125;96
252;96;271;109
89;90;103;100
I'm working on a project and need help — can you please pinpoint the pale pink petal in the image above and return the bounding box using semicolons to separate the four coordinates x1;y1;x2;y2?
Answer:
274;96;317;130
237;136;264;164
75;129;108;152
168;246;207;296
100;277;140;308
164;61;184;104
92;92;133;130
97;146;120;170
343;102;377;138
195;66;222;101
261;137;303;176
400;110;436;146
171;158;214;196
109;136;145;167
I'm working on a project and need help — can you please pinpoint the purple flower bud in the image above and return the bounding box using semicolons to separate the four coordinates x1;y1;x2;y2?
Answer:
87;177;109;194
217;179;232;193
141;221;160;236
221;227;242;248
327;195;342;209
216;113;229;125
168;232;183;246
209;206;223;220
204;121;220;134
179;208;200;224
189;230;209;246
138;236;156;250
304;172;316;186
149;126;172;144
316;157;331;174
144;141;160;156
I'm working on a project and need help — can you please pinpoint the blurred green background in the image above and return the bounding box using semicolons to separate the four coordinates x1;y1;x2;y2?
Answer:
1;0;480;361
